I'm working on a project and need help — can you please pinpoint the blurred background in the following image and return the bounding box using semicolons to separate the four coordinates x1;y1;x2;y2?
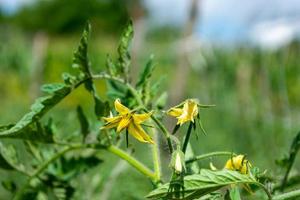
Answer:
0;0;300;199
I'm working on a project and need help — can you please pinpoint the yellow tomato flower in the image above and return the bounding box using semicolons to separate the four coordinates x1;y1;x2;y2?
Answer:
224;155;252;174
167;99;199;126
101;99;154;144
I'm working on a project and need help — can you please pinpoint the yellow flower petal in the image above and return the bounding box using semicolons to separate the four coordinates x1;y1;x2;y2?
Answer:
167;108;183;117
116;114;131;132
102;116;122;123
176;100;198;125
224;155;251;174
133;111;153;124
101;121;119;130
114;99;130;115
128;123;154;144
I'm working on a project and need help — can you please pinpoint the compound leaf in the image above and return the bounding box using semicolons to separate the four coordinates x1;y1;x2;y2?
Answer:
146;169;261;200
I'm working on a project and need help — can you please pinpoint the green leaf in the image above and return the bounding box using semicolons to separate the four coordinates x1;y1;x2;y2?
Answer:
117;20;133;78
94;97;110;118
73;22;108;118
41;83;66;94
1;181;16;192
0;84;70;142
47;154;103;181
278;131;300;190
106;54;117;76
0;142;25;172
225;187;241;200
136;54;155;88
76;105;90;140
72;22;91;77
146;169;261;200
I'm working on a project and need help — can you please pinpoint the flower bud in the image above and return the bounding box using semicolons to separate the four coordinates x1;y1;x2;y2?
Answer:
170;150;185;174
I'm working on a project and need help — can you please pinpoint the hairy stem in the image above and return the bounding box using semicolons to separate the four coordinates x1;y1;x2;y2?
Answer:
150;127;161;183
185;151;235;164
107;145;156;180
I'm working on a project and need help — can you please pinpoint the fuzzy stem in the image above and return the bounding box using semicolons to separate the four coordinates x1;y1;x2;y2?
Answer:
150;128;161;183
107;145;156;180
185;151;235;164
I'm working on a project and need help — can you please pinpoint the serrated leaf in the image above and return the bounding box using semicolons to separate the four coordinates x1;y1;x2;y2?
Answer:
0;85;70;142
62;72;77;85
76;105;90;140
41;83;66;94
106;54;117;76
136;55;155;88
72;22;91;77
73;22;107;118
0;142;25;172
117;20;133;78
146;169;260;200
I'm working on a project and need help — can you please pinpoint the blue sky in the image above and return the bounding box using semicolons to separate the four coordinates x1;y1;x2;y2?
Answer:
1;0;300;47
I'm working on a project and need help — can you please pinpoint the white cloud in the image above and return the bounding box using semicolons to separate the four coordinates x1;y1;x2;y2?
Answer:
251;19;300;49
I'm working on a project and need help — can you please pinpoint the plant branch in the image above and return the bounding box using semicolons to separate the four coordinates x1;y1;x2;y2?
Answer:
273;189;300;200
106;145;156;180
185;151;235;164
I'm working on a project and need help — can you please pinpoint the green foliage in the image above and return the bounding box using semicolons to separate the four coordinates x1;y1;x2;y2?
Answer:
146;169;261;200
0;84;70;142
73;22;108;117
76;106;90;141
1;21;300;200
277;131;300;191
117;20;133;79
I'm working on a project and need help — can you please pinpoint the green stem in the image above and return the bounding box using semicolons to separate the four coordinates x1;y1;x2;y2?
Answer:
107;145;156;180
256;182;272;200
185;151;235;164
92;73;125;84
273;189;300;200
150;128;161;183
182;122;193;153
148;113;173;153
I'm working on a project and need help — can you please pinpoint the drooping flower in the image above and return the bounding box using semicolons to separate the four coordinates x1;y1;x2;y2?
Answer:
224;155;251;174
167;99;199;126
101;99;154;144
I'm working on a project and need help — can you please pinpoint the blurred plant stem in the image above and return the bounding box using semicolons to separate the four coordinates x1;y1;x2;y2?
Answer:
150;127;162;183
273;189;300;200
